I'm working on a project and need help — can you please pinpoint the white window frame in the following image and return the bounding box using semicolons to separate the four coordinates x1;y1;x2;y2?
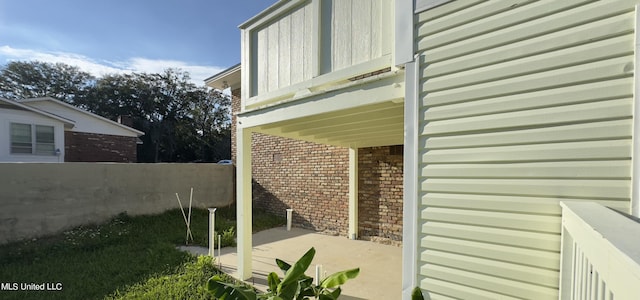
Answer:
10;122;56;156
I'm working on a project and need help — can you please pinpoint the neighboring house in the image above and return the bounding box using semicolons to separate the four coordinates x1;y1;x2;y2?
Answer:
1;97;144;162
206;66;404;243
230;0;640;299
0;98;72;162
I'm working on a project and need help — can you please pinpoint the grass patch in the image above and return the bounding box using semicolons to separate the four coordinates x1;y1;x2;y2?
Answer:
0;205;285;300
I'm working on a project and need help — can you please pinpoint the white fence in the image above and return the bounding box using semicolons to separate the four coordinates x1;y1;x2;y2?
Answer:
559;202;640;299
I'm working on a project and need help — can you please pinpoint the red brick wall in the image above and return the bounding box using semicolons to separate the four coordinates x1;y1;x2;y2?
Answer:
358;146;404;242
231;91;403;241
65;131;138;162
230;88;240;163
251;134;350;235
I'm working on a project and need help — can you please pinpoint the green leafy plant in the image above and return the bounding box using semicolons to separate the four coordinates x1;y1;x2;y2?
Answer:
206;247;359;300
218;226;236;247
412;287;425;300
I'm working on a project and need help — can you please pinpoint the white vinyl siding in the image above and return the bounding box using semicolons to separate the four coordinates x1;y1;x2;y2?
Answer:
415;0;637;299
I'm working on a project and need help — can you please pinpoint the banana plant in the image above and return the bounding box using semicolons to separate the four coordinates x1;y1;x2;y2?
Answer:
206;247;359;300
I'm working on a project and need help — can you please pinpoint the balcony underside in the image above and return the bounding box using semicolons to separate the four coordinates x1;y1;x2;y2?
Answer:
237;71;405;148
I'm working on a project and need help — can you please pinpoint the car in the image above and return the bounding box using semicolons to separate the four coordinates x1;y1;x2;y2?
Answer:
217;160;233;165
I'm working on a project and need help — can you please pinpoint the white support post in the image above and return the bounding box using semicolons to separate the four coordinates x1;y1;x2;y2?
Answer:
348;146;358;240
237;126;253;280
208;208;217;257
286;209;294;231
402;56;420;300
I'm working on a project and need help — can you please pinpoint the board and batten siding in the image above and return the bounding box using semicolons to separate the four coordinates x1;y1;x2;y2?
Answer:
250;0;391;97
415;0;636;299
253;1;314;96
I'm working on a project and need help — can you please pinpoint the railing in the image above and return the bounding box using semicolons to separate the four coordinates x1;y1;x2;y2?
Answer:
559;201;640;300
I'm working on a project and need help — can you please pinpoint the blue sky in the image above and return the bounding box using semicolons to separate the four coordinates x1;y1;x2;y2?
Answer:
0;0;276;84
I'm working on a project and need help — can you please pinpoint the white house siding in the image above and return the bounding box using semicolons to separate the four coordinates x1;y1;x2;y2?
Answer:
329;0;391;71
250;0;392;97
0;108;66;162
22;100;140;137
415;0;637;299
253;1;314;95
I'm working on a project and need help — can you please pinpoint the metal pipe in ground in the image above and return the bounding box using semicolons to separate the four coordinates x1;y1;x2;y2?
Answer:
286;209;293;231
208;208;217;257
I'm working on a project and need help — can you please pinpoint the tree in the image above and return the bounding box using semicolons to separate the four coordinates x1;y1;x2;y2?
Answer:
174;88;231;162
0;61;231;163
0;61;94;104
82;68;231;162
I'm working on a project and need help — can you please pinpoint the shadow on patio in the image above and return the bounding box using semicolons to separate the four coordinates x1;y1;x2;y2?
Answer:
213;227;402;300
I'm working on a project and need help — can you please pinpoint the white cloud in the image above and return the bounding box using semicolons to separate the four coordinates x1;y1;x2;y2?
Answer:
0;45;224;85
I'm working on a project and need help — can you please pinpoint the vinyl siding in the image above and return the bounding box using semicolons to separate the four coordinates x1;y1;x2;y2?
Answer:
415;0;636;299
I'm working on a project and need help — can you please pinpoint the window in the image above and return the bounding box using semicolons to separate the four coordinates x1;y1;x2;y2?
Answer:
35;125;55;155
10;123;32;154
10;123;56;155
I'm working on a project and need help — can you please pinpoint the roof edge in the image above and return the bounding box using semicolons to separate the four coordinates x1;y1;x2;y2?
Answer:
239;0;292;29
18;97;145;136
0;97;76;127
204;63;241;84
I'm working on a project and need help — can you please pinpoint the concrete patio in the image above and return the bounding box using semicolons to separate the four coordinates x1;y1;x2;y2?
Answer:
200;227;402;300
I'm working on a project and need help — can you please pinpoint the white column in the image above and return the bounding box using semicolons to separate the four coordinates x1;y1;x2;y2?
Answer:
348;146;358;240
208;208;217;257
402;56;420;300
236;126;253;280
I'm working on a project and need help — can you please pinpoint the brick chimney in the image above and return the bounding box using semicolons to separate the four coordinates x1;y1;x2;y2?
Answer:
117;115;133;127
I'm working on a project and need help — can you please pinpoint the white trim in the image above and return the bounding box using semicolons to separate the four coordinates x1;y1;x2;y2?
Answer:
401;55;420;300
204;63;241;90
0;98;74;128
348;146;359;239
18;97;144;136
238;71;404;128
236;126;253;280
239;0;307;30
415;0;452;14
395;0;414;65
244;55;393;109
241;28;251;108
311;0;321;77
632;5;640;217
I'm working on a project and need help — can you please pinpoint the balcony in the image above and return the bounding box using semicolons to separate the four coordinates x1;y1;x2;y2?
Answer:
239;0;395;111
559;201;640;299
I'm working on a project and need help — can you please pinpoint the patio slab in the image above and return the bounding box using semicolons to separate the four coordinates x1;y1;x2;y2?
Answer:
209;227;402;300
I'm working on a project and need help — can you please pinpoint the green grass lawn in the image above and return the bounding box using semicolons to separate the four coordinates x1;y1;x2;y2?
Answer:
0;205;285;300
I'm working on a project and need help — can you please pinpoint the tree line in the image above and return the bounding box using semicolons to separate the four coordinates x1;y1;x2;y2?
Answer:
0;61;231;163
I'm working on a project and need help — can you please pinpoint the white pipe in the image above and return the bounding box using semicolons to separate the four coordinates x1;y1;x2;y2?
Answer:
208;208;217;257
315;264;323;285
187;188;194;242
286;209;294;231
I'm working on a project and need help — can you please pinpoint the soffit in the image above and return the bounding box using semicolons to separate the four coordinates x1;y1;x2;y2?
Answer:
238;72;405;148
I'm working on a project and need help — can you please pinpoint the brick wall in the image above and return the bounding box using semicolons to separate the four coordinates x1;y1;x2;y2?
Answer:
230;88;240;163
232;90;403;242
252;134;350;235
358;146;404;243
65;131;138;162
